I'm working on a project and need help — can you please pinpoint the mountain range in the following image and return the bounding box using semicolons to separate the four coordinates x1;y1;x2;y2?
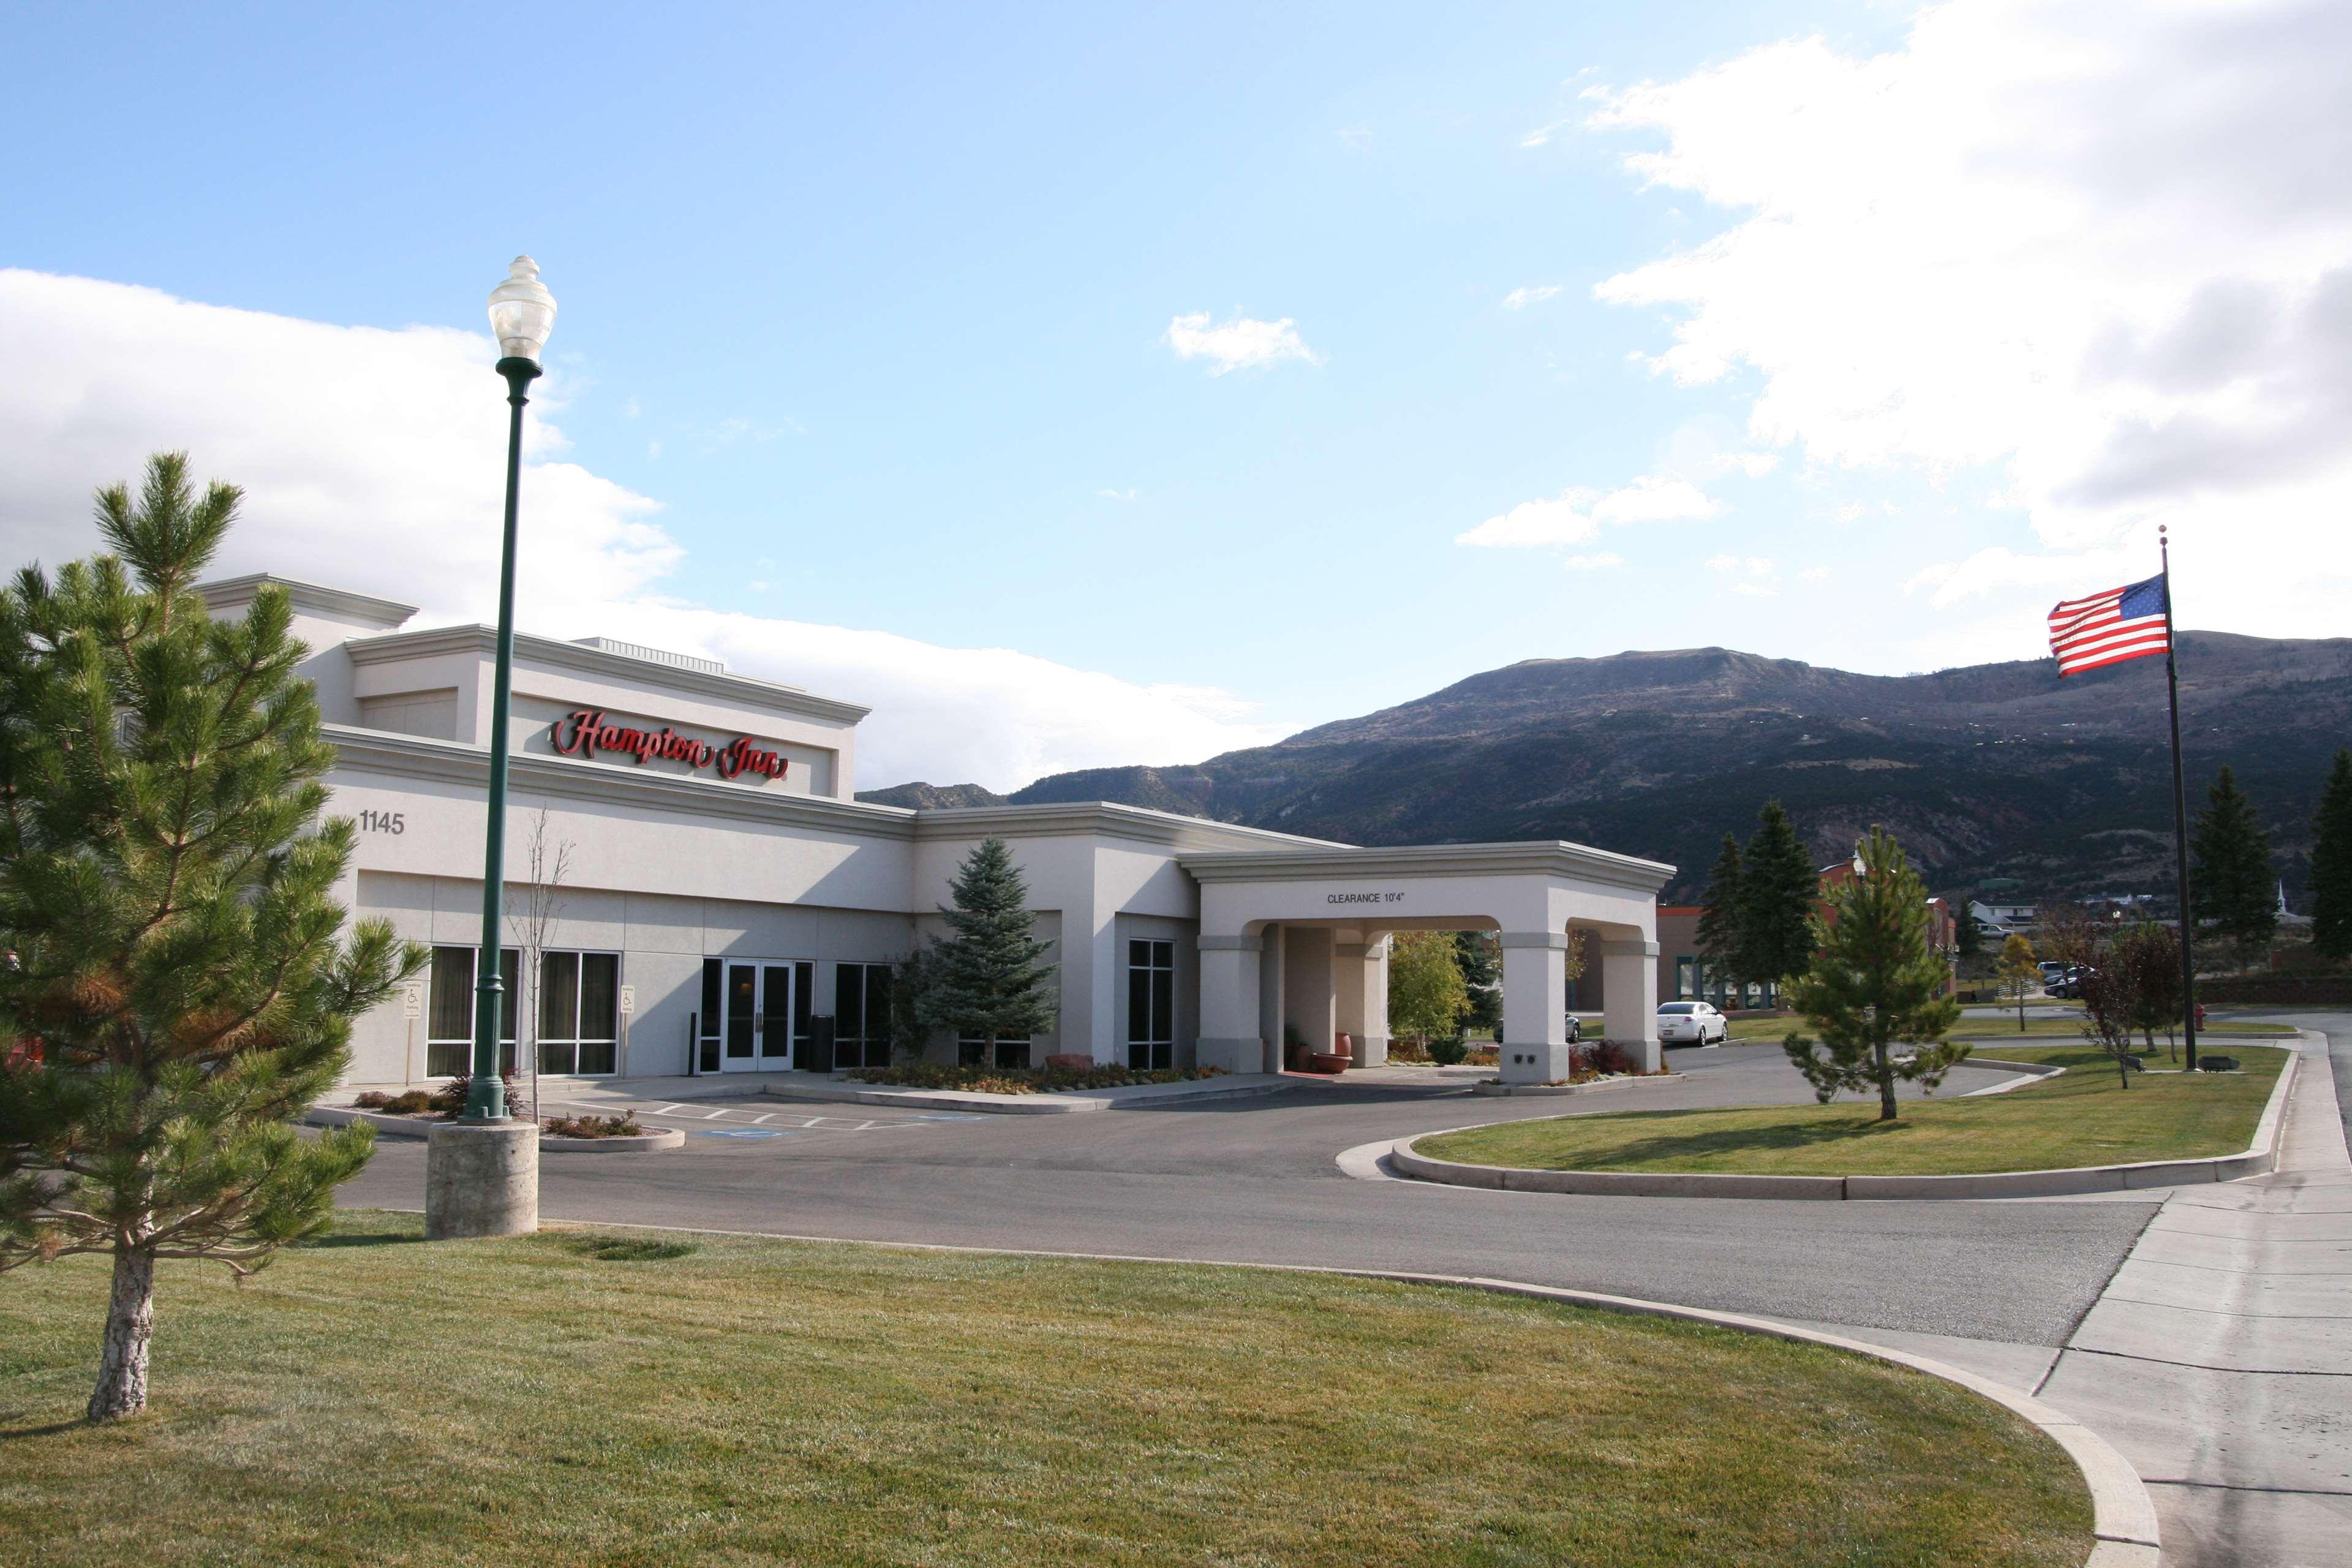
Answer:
859;633;2351;906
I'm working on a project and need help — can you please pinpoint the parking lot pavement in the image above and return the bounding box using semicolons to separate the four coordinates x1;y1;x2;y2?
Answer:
339;1045;2155;1349
535;1094;992;1142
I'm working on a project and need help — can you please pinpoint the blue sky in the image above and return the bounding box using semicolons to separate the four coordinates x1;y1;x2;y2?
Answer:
2;2;2342;788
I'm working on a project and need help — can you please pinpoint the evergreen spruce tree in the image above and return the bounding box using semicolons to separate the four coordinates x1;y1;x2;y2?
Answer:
1740;799;1820;985
2192;766;2277;968
1695;832;1744;994
1782;827;1967;1122
0;454;420;1421
1452;930;1502;1034
1953;904;1984;967
2310;748;2352;962
921;836;1058;1063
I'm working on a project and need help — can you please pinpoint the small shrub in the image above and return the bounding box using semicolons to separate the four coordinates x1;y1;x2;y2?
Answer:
432;1068;527;1120
542;1112;647;1139
1585;1039;1637;1076
352;1090;392;1109
1427;1036;1470;1066
1463;1045;1498;1067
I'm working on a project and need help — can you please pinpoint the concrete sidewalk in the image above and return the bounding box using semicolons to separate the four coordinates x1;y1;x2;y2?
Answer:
2034;1028;2352;1568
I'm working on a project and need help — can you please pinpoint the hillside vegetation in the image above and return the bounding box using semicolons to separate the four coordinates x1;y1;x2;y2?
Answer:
860;633;2349;902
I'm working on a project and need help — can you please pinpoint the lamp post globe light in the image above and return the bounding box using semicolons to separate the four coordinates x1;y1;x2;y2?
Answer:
465;257;557;1121
424;257;554;1240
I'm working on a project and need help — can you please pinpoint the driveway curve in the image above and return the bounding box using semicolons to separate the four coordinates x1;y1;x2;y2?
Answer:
340;1042;2156;1349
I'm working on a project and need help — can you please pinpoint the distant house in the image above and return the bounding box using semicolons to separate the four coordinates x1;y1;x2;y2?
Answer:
1968;899;2037;936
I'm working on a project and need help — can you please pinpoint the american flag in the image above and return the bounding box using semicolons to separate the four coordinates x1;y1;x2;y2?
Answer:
2048;573;2171;677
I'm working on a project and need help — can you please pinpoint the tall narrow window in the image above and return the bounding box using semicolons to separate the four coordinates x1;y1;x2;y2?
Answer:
698;959;723;1073
426;946;517;1077
834;963;895;1068
1126;938;1175;1071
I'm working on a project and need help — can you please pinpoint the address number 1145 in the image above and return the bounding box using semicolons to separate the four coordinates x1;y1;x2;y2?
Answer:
358;809;406;835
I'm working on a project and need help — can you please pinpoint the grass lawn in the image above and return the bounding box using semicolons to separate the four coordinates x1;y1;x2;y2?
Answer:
0;1213;2090;1568
1423;1044;2288;1177
1722;1015;2288;1043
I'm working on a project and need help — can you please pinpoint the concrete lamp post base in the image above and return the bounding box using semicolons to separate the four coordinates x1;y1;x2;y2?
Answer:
424;1120;540;1239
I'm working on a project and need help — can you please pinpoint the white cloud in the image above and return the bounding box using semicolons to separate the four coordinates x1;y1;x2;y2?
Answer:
1730;581;1779;598
1336;123;1374;149
1455;488;1600;548
1796;564;1831;582
1459;470;1722;549
1163;311;1322;375
1502;284;1564;311
1097;486;1139;501
1591;473;1722;524
0;269;1286;792
1561;552;1626;571
1586;0;2352;633
1707;554;1776;579
1709;451;1777;478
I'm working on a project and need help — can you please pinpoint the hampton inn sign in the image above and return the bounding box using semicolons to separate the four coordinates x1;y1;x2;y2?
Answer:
192;572;1670;1089
551;707;791;784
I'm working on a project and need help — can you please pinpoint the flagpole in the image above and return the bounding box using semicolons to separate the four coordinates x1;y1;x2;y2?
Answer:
2160;526;2199;1071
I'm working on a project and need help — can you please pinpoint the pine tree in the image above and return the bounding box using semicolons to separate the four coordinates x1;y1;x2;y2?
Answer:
2192;766;2277;968
921;836;1058;1061
1740;799;1819;984
1452;930;1501;1034
1953;904;1984;966
2310;749;2352;962
1695;832;1744;994
1782;827;1967;1122
0;454;420;1420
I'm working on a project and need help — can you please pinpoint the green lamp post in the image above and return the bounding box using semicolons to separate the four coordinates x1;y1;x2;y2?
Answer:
462;255;558;1121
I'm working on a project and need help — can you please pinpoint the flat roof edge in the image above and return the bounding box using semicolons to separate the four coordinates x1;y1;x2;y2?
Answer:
1180;839;1676;891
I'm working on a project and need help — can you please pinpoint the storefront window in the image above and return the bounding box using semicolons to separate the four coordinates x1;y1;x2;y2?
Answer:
426;946;518;1078
959;1033;1030;1069
537;951;620;1076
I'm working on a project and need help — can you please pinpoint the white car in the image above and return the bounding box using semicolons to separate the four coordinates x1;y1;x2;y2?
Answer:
1657;1000;1728;1046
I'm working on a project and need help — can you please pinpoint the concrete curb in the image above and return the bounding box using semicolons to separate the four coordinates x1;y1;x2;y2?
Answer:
1390;1047;2298;1202
435;1210;2149;1567
540;1128;685;1152
1470;1071;1683;1098
760;1075;1290;1116
307;1106;684;1151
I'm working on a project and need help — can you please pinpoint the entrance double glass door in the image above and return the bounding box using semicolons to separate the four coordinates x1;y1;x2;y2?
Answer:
722;961;797;1071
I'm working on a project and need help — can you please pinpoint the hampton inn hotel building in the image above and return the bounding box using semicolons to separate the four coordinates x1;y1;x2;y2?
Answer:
200;576;1672;1088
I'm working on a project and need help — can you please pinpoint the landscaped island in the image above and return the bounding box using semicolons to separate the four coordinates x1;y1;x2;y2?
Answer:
1;1212;2092;1567
1419;1044;2286;1177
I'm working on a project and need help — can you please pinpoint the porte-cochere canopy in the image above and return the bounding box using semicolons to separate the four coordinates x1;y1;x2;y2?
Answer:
1178;840;1675;1080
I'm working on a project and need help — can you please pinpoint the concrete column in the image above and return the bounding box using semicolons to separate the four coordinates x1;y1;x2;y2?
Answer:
1257;927;1284;1073
1283;927;1335;1060
1498;932;1572;1085
1333;941;1388;1067
1196;933;1263;1075
1601;938;1662;1071
424;1120;538;1238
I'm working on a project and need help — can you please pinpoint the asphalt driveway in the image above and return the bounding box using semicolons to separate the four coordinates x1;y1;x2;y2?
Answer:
341;1041;2158;1347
